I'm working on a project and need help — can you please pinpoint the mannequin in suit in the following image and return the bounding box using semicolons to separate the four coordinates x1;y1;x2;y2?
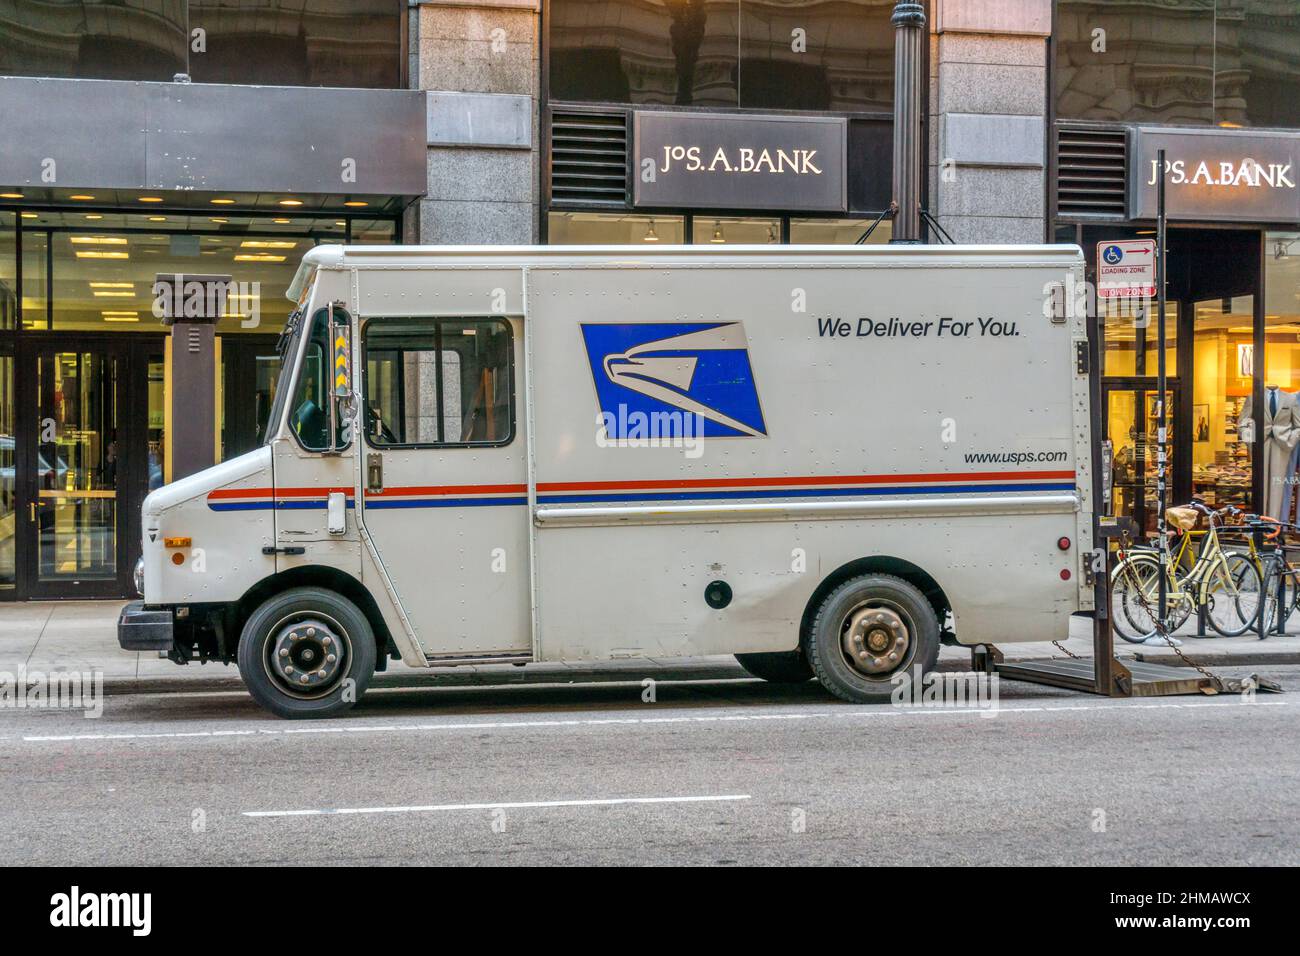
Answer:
1241;386;1300;518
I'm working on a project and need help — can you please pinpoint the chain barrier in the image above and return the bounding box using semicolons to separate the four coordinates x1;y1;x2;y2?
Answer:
1115;527;1238;690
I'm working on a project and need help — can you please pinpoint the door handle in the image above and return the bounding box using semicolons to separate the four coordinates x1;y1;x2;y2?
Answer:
29;502;36;522
366;453;383;493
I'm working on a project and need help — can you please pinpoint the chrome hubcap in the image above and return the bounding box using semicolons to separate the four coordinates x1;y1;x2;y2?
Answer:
267;615;347;698
841;605;911;677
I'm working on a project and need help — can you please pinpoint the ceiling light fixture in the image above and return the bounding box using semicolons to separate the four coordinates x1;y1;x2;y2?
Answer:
233;253;287;262
210;198;235;205
70;236;128;245
278;199;303;207
75;250;129;259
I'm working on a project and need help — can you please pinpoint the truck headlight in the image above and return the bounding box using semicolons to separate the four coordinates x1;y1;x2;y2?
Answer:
133;556;145;597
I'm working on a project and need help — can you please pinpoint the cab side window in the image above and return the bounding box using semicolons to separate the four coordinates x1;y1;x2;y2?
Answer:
364;318;514;446
289;310;332;451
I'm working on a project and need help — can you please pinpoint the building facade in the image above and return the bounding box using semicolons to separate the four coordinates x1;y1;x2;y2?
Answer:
2;0;1298;599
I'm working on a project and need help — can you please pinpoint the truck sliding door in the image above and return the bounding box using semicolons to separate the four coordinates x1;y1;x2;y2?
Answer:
356;316;530;660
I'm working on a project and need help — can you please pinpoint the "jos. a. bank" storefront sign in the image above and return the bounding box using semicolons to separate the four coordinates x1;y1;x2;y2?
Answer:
632;111;847;213
1130;127;1299;223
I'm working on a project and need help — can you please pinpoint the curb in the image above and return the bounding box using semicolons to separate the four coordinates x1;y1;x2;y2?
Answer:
1133;650;1300;667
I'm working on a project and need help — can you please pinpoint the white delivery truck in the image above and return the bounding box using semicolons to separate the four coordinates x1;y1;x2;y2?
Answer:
118;243;1093;717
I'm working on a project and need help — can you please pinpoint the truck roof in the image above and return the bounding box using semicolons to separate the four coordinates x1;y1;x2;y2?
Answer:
289;242;1083;301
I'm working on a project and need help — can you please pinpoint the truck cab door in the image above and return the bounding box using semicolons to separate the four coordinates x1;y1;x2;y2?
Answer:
272;306;357;554
356;315;530;660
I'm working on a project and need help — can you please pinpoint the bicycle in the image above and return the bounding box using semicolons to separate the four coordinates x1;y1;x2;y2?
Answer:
1220;513;1300;638
1110;501;1264;642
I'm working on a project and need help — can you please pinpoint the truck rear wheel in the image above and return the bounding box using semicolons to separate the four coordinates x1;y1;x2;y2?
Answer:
807;574;939;703
237;587;376;719
734;650;814;683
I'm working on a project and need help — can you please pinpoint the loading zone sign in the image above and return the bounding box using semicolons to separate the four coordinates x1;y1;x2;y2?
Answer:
1097;240;1156;298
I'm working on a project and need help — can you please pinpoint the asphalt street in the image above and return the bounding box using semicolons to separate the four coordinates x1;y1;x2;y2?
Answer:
2;666;1296;866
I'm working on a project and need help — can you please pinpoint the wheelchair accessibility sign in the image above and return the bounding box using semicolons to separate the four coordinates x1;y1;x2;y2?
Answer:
1096;239;1157;298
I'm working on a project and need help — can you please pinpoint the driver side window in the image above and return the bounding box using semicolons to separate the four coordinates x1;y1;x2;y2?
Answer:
289;309;345;452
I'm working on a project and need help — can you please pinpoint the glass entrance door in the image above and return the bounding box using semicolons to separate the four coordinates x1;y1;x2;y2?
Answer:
1105;385;1178;536
27;345;126;595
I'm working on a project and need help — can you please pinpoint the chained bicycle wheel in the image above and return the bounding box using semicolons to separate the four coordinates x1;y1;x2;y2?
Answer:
1230;552;1278;637
1111;553;1191;642
1205;555;1263;637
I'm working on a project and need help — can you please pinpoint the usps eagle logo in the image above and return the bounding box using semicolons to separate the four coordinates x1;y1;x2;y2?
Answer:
581;322;768;439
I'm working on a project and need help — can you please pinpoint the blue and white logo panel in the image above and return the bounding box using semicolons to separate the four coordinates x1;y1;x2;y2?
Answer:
581;322;768;439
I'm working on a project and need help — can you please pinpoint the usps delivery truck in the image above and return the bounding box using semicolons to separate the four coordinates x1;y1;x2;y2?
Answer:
118;243;1093;717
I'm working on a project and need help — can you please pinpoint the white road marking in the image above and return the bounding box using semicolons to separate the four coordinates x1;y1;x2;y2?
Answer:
243;793;752;818
14;697;1291;744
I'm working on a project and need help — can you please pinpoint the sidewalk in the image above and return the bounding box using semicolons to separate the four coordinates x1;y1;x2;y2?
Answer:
1;600;1296;695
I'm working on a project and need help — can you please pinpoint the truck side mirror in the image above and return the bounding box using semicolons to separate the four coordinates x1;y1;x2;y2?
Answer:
325;303;354;455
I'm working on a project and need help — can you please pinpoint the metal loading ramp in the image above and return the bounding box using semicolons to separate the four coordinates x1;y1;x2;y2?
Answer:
993;654;1212;697
972;645;1281;698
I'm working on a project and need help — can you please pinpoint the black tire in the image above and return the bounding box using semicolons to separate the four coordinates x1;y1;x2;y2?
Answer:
237;586;377;719
734;650;814;683
806;573;939;703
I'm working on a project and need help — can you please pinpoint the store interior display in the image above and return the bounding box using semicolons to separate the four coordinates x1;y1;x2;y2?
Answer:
1240;386;1300;519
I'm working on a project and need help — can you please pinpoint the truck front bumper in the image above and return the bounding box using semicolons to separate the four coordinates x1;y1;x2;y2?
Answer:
117;601;174;651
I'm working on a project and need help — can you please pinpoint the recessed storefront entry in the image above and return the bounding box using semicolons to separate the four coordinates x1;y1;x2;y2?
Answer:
15;336;161;598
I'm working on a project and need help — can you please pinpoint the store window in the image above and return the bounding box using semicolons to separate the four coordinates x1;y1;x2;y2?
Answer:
19;212;378;334
549;0;895;112
1263;232;1300;520
0;211;14;332
692;218;780;244
1191;296;1254;511
549;213;686;244
548;212;888;245
1056;1;1300;128
0;353;12;590
1101;299;1178;378
20;222;47;332
790;218;889;244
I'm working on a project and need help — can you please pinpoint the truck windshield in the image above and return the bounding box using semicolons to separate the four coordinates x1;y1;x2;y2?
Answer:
263;308;302;446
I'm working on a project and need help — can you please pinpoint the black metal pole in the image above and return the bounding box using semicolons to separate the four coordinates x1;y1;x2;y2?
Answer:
1156;148;1169;628
889;1;925;243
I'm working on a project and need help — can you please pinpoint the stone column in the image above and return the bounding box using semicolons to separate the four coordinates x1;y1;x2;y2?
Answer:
929;0;1051;243
414;0;540;245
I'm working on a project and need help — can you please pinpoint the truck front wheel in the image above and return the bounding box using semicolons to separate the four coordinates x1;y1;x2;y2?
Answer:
237;587;376;719
807;574;939;703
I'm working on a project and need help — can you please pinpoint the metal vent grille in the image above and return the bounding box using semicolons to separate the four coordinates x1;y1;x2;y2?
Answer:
1056;126;1127;217
550;110;628;208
